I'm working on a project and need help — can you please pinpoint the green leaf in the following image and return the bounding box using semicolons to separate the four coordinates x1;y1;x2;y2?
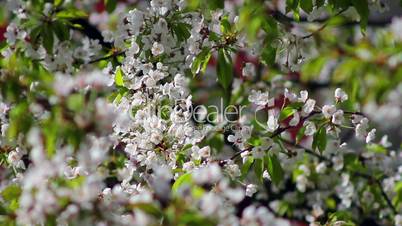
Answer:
367;144;387;154
29;26;42;44
296;126;306;144
286;0;299;12
300;0;313;13
265;154;284;185
241;157;254;180
220;17;231;34
261;44;277;66
67;94;84;111
279;106;295;121
248;136;261;146
313;126;327;153
133;203;163;217
56;9;87;19
301;56;328;82
160;105;171;120
42;25;54;53
52;20;69;41
172;173;192;192
209;134;224;151
172;22;191;42
191;48;211;75
316;0;325;7
43;121;58;157
7;102;33;140
115;67;124;86
1;185;21;202
328;211;356;225
254;158;264;183
286;0;300;20
66;176;85;188
208;0;224;9
54;0;64;7
394;181;402;208
328;0;350;9
352;0;369;31
105;0;117;13
216;49;233;90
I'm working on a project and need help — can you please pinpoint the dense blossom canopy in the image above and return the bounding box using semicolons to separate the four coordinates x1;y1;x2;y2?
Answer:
0;0;401;226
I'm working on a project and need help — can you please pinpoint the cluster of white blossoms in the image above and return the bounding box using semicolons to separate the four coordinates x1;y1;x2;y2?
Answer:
1;0;402;226
113;3;211;170
1;1;290;225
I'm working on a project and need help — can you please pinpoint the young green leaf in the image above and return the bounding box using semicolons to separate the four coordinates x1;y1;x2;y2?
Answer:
216;48;233;90
286;0;299;12
172;23;191;42
105;0;117;13
191;48;211;75
241;157;254;180
115;67;125;87
208;0;224;9
265;154;284;185
296;126;306;144
254;158;264;183
279;106;295;121
261;43;276;66
1;184;21;202
300;0;314;13
313;126;327;153
42;25;54;53
172;173;192;192
52;20;69;41
29;26;42;44
220;17;232;34
56;9;87;19
352;0;369;31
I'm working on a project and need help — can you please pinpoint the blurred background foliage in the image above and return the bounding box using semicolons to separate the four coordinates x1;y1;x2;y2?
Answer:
0;0;401;225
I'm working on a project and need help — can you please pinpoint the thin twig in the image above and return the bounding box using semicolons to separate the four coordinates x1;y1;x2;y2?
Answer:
229;147;252;160
301;9;347;39
88;51;125;64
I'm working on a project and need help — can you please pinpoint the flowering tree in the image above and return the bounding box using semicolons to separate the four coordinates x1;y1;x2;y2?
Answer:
0;0;402;225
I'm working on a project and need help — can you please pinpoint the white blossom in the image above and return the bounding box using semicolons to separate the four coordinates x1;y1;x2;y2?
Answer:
315;162;327;174
289;111;300;126
332;156;344;171
331;110;344;125
322;105;337;118
245;184;258;197
366;129;376;144
242;63;255;78
304;121;317;136
334;88;348;102
151;42;164;56
302;99;316;116
248;90;269;106
267;111;280;132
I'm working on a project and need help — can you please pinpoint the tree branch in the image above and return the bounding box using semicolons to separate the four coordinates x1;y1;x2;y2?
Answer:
70;18;113;49
271;10;395;28
88;51;125;64
281;138;397;215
